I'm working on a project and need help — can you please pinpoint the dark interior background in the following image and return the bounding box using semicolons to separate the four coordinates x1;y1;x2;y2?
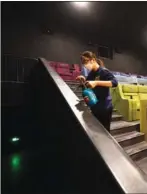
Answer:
2;2;147;75
2;3;147;192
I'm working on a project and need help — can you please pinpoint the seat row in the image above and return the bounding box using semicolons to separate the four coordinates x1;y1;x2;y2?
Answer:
48;61;81;80
110;84;147;121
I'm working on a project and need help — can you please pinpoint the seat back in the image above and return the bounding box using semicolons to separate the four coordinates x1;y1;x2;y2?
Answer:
74;64;81;72
56;63;73;80
57;63;69;69
72;64;81;80
122;84;140;120
122;84;138;96
138;85;147;100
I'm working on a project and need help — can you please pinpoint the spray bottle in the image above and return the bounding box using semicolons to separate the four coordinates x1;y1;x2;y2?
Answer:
80;80;98;107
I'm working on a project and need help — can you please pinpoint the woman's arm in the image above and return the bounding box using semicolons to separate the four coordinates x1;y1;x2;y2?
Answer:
104;69;118;87
85;80;113;88
95;80;113;87
86;69;118;88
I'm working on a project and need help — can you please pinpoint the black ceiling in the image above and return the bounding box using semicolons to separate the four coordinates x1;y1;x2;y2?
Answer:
2;1;147;56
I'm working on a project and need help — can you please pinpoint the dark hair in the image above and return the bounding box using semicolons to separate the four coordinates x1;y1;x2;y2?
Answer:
81;51;104;67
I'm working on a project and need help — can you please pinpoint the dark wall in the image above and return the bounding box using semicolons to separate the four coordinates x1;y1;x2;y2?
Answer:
2;21;95;64
2;20;147;75
103;52;147;75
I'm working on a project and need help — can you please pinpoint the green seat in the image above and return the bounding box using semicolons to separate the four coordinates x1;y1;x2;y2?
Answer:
111;84;139;121
122;84;140;121
138;85;147;100
139;86;147;137
111;84;147;121
140;99;147;139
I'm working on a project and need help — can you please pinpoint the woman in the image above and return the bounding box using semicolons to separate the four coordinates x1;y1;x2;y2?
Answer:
76;51;118;132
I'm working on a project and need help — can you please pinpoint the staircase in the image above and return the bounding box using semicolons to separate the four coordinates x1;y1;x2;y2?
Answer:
66;80;147;175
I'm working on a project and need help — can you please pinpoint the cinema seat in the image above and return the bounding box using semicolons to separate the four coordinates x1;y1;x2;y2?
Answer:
111;84;140;121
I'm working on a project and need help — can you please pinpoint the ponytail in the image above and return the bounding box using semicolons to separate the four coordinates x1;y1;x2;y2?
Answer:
81;51;105;67
97;58;105;67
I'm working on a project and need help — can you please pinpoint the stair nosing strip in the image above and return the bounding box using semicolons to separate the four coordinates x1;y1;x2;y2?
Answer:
111;121;140;130
112;115;123;118
125;142;147;156
114;131;144;143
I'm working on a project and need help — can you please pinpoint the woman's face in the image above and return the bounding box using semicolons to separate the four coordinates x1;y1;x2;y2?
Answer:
84;59;94;71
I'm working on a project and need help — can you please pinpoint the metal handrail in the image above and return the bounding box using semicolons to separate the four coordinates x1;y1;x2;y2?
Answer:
40;57;147;193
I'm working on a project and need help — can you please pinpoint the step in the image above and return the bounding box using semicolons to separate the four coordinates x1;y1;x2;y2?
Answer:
66;81;79;86
110;120;140;135
74;91;82;95
76;95;83;99
68;85;82;92
136;157;147;175
124;141;147;161
68;85;81;91
71;87;82;92
113;131;145;147
75;95;83;99
112;113;123;122
66;80;78;83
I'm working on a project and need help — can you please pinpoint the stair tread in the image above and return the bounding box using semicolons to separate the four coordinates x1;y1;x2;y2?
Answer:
113;131;144;143
110;120;139;130
124;141;147;156
66;81;79;85
112;113;123;118
66;80;77;82
75;91;82;94
136;157;147;175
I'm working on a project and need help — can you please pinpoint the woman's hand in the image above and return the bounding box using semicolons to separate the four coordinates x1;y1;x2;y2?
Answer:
85;81;98;88
76;75;86;82
86;80;113;88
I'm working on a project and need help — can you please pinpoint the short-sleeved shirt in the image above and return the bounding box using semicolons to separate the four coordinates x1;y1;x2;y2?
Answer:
86;67;118;109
